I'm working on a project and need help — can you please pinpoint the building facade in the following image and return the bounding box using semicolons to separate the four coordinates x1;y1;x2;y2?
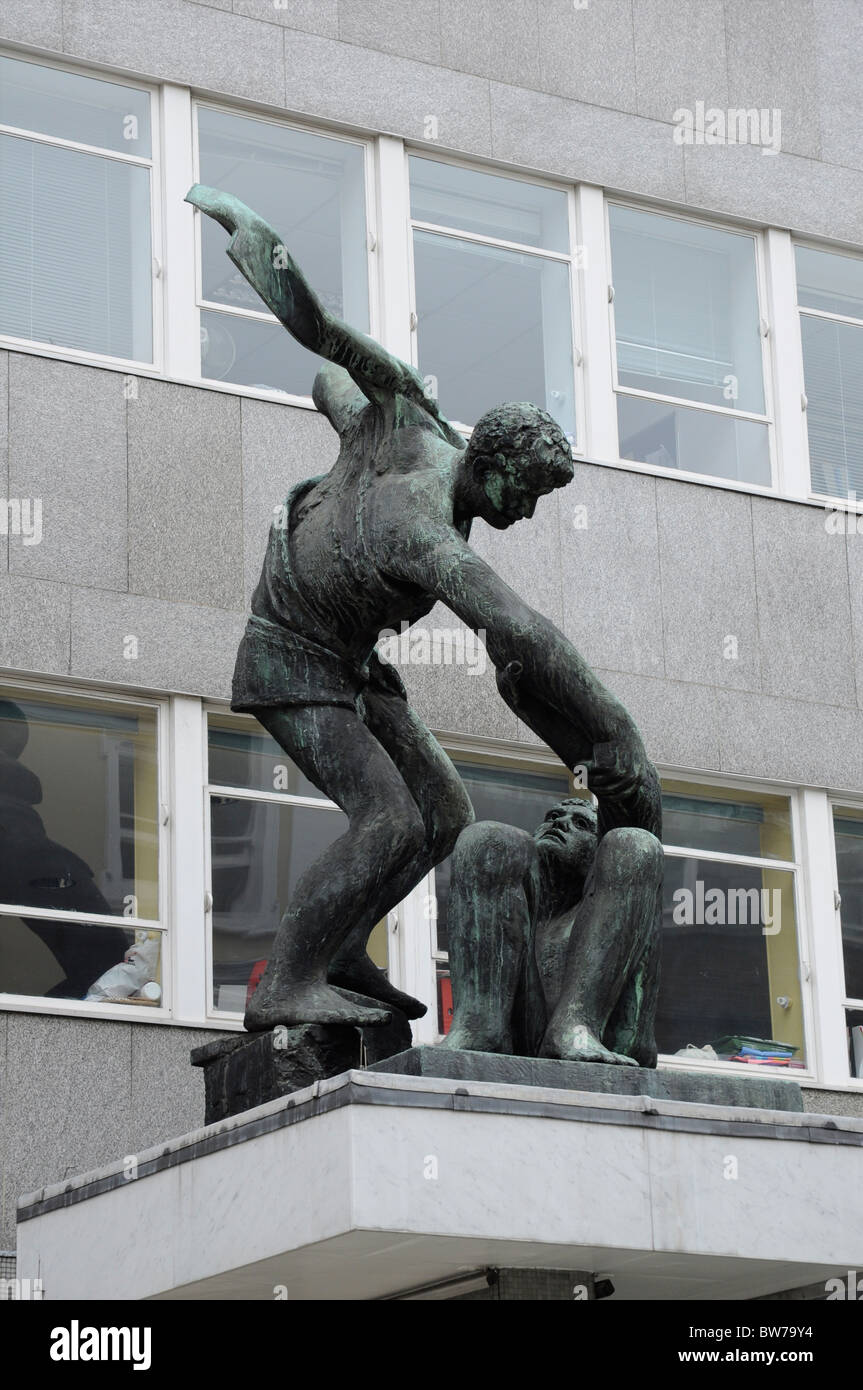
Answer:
2;0;863;1294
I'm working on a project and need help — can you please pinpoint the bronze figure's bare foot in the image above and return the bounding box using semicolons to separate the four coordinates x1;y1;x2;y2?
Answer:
329;952;427;1019
439;1024;512;1053
244;980;392;1032
540;1022;639;1067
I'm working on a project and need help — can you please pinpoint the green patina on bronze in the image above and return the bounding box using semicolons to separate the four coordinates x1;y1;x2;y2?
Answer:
185;184;663;1064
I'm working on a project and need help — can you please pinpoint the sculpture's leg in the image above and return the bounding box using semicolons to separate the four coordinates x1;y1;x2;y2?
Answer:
245;703;431;1030
328;684;474;1018
539;827;663;1066
602;924;661;1068
246;698;473;1031
439;823;538;1054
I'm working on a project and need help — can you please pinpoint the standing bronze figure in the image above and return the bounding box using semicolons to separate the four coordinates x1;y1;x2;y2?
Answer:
187;184;662;1061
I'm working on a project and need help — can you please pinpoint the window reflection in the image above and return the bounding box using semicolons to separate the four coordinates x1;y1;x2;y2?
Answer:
0;692;160;1002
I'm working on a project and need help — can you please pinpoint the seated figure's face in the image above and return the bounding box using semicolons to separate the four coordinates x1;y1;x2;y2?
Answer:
534;798;598;890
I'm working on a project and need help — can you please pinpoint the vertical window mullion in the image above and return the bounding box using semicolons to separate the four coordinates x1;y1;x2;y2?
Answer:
376;134;415;364
169;695;209;1023
161;84;201;381
576;183;618;461
799;788;850;1084
401;874;439;1045
763;227;809;499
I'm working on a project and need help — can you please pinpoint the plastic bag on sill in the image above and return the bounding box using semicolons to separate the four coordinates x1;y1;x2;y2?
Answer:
85;932;161;1003
674;1043;719;1060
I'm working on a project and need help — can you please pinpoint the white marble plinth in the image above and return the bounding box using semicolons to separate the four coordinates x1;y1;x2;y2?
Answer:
17;1069;863;1301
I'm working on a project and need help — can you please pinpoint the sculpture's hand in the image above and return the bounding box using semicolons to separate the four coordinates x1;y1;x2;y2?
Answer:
580;737;649;801
185;184;252;237
495;662;661;836
186;182;453;435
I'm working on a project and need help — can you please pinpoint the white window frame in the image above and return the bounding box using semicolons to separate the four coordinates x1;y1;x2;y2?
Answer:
604;196;778;496
404;146;585;450
656;768;815;1085
184;99;380;410
0;48;164;374
200;703;401;1027
793;235;863;509
823;794;863;1085
0;675;172;1024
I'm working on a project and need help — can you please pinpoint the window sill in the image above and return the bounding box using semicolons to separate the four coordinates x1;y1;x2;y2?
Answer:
658;1053;812;1084
0;994;237;1030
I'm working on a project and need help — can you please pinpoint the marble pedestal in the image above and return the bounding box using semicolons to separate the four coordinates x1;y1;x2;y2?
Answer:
17;1067;863;1301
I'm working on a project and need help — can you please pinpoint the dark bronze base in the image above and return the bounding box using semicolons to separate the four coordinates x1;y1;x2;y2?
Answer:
367;1046;805;1113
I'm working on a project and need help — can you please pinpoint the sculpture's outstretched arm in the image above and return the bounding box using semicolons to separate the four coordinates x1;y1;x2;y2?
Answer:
386;526;659;835
494;665;661;839
185;184;455;434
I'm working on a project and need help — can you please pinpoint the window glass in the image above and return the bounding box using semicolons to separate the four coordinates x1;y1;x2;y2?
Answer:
0;57;152;362
800;313;863;501
847;1005;863;1079
0;916;161;1006
413;231;575;436
206;713;388;1013
659;781;804;1069
0;136;152;360
210;797;348;1012
409;158;576;437
661;781;793;860
833;807;863;1002
433;759;572;955
196;107;369;397
796;245;863;320
208;714;326;800
409;156;569;251
617;395;771;484
0;689;161;1004
610;205;765;414
0;54;151;156
658;858;802;1066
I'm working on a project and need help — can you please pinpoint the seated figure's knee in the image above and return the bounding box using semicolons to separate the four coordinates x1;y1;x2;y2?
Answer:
453;821;535;887
594;826;663;891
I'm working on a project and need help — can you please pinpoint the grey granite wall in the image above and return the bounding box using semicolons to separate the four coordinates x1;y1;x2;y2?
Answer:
2;347;863;791
0;1011;223;1249
2;0;862;241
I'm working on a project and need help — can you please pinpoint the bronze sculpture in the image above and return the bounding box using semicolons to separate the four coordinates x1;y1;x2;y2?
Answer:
441;798;662;1066
186;184;662;1060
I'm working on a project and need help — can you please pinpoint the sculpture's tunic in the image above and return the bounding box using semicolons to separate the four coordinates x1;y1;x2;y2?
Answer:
232;470;408;713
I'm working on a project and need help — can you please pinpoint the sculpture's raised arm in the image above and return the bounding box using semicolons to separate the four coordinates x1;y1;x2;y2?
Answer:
185;183;458;436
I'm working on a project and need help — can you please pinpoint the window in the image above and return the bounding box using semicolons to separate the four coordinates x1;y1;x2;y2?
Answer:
409;157;577;439
431;754;572;1033
796;245;863;501
659;780;807;1071
608;204;771;485
206;712;389;1014
0;54;154;363
0;687;163;1006
194;106;371;398
830;806;863;1077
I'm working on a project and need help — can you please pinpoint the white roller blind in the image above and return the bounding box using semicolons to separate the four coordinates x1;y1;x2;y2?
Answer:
801;313;863;500
0;134;152;361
